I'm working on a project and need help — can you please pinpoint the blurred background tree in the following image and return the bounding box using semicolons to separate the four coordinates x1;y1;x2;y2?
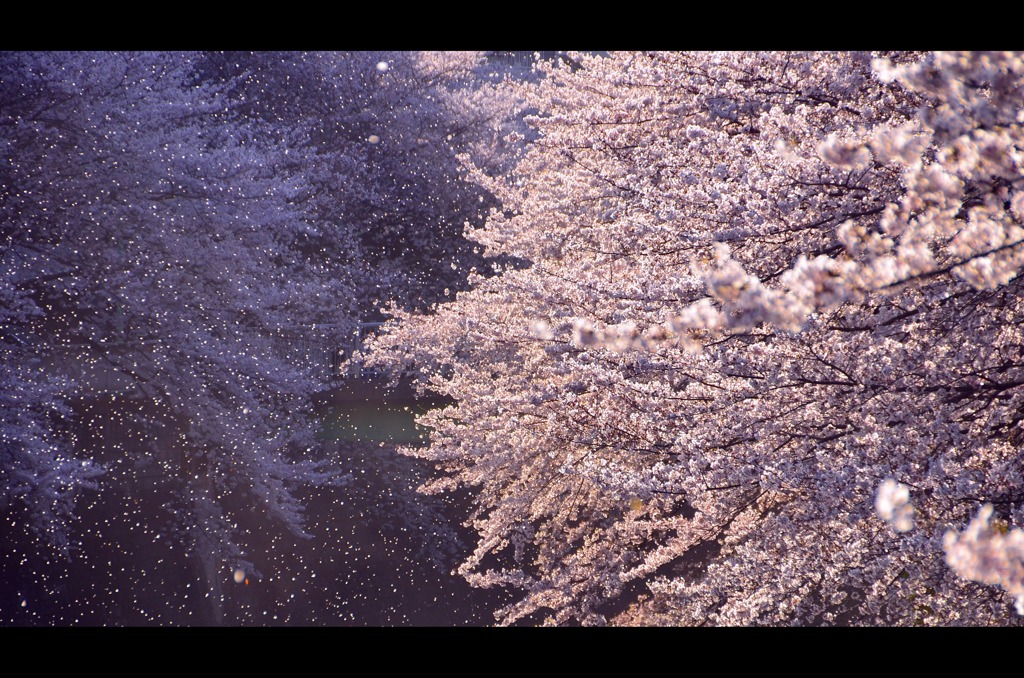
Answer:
0;50;518;625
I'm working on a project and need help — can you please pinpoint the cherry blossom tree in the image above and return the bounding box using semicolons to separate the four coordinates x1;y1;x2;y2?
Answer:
371;51;1024;625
